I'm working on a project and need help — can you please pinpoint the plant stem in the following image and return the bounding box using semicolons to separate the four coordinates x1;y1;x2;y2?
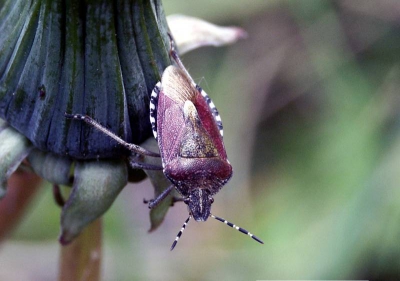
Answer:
59;219;102;281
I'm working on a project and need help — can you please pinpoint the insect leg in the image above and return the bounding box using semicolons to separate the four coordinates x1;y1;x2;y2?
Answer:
65;113;160;157
128;160;163;170
144;184;175;209
144;196;183;206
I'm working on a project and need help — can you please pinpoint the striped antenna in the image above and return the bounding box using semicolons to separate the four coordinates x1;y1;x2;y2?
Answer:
210;214;264;244
170;215;192;251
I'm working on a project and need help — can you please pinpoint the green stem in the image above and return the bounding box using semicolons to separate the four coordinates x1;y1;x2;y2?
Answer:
59;219;102;281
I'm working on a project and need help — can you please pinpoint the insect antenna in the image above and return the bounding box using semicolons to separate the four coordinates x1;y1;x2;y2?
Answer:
210;214;264;244
170;215;192;251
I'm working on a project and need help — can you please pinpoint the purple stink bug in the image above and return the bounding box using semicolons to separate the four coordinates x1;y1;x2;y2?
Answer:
66;35;263;250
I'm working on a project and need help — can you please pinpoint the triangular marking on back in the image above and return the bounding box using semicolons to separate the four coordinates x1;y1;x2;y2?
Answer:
180;101;219;158
162;66;197;104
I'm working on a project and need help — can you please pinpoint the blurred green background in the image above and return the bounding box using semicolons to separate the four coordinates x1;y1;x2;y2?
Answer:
1;0;400;280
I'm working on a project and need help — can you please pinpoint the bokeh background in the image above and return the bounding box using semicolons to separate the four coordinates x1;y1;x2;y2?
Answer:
1;0;400;280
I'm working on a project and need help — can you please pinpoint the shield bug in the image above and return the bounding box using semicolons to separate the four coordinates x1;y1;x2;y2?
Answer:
66;35;263;250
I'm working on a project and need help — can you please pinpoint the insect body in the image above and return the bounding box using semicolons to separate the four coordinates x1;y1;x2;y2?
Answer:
150;65;232;222
149;48;263;249
66;37;263;250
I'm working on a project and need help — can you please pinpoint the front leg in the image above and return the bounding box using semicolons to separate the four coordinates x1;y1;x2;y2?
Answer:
144;184;175;209
128;155;163;170
144;193;184;207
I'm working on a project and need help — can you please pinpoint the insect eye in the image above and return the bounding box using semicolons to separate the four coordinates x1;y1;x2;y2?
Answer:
210;197;214;204
184;197;190;204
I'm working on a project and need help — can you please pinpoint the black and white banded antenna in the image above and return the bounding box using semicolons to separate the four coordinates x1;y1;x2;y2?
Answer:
170;214;264;251
170;215;192;251
210;214;264;244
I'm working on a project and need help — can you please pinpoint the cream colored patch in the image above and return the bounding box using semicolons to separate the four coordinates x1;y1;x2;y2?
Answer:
162;66;197;103
179;100;218;158
183;100;198;122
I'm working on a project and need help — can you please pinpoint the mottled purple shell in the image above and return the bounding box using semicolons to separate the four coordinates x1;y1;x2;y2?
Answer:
155;66;232;196
0;0;170;159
